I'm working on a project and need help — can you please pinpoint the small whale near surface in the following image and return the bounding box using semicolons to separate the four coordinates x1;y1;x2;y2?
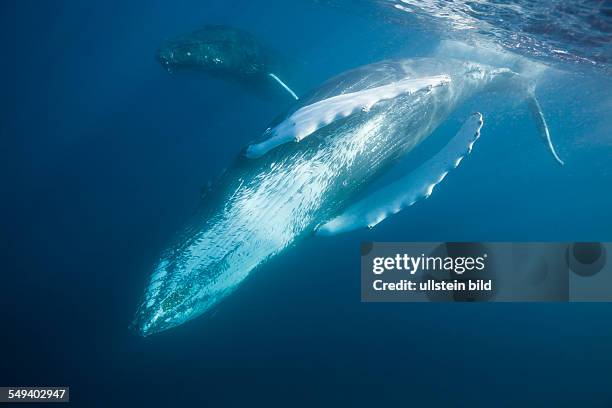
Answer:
132;56;563;336
156;24;298;100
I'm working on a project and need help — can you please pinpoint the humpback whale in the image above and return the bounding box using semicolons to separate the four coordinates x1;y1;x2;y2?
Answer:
156;25;298;100
133;57;563;336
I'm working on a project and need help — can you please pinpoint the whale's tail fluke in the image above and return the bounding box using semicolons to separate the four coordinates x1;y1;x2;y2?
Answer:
525;87;565;165
268;72;299;100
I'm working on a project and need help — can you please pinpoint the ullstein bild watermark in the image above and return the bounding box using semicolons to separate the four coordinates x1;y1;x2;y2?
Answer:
360;242;612;302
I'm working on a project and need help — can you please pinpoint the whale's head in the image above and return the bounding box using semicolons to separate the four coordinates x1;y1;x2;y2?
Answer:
131;157;308;336
156;40;230;74
131;254;236;337
156;42;195;73
131;259;191;336
156;25;266;77
156;37;226;74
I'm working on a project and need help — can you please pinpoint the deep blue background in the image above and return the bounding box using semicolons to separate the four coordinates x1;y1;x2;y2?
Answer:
2;1;612;406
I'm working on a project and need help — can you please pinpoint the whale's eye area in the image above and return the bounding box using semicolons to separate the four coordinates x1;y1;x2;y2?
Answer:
156;53;169;65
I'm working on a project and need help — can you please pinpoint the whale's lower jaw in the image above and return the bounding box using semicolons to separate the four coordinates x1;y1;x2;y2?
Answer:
132;230;285;336
133;280;236;337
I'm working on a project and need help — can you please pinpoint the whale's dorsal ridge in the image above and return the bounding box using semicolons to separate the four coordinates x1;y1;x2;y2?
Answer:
316;112;484;236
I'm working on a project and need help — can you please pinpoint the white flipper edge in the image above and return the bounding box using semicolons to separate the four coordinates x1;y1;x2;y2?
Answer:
246;74;451;159
317;112;484;236
268;73;299;101
525;90;564;165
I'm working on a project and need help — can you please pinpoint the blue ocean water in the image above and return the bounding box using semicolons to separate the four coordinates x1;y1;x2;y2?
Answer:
2;0;612;406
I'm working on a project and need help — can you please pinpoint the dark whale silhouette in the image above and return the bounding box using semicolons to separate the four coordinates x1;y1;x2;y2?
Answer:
156;25;298;100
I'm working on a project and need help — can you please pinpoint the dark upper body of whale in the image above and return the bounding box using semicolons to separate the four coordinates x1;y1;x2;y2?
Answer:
156;25;300;101
157;25;271;78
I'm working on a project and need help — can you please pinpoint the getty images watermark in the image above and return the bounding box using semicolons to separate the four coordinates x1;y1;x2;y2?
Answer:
360;242;611;302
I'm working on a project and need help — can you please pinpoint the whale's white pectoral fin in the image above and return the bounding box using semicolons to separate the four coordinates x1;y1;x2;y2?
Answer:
268;73;299;101
244;128;288;159
316;113;484;236
246;75;451;159
525;89;564;165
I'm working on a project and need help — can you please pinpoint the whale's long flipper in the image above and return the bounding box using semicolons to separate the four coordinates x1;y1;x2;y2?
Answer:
246;75;452;159
525;89;564;165
268;73;299;100
316;113;484;236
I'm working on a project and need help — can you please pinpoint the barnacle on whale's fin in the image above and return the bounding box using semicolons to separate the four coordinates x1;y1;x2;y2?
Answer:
245;75;452;159
316;113;484;236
